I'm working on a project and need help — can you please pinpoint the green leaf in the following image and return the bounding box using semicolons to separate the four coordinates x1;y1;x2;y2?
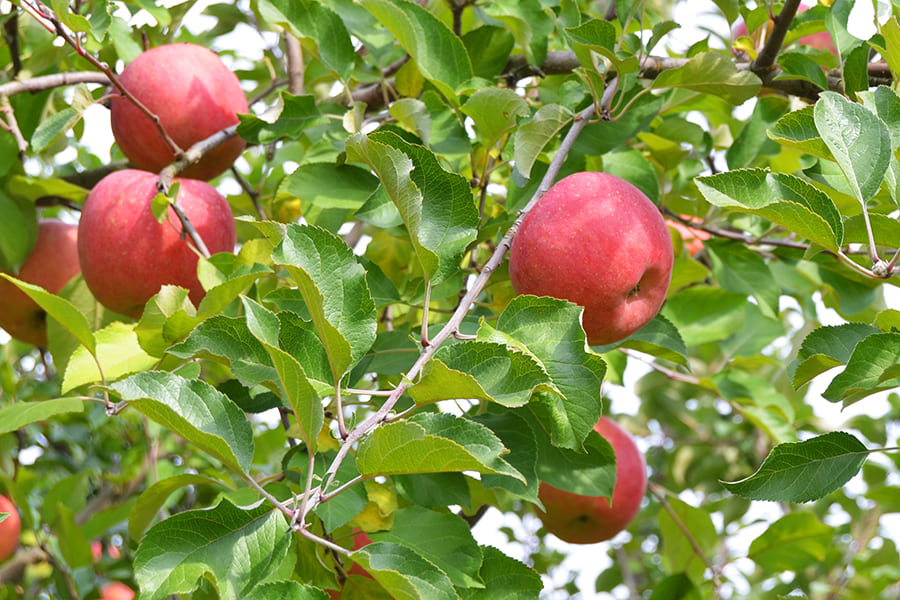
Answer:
823;332;900;406
768;105;834;160
482;296;606;451
661;286;747;347
475;412;541;504
814;91;892;203
133;499;291;600
0;274;96;354
705;240;780;318
647;574;698;600
652;52;761;104
346;130;479;285
242;298;323;452
726;95;791;169
236;93;326;144
459;546;542;600
370;507;483;588
61;322;157;393
350;542;457;600
246;581;329;600
279;163;379;211
357;413;524;482
789;323;880;388
777;52;828;90
135;285;198;357
483;0;554;67
112;372;254;474
617;313;688;367
257;0;355;80
695;169;843;251
0;398;84;435
410;341;555;408
532;418;616;498
273;224;377;379
359;0;473;104
748;512;832;572
128;474;229;541
721;431;869;502
0;191;38;273
31;108;80;153
461;88;529;147
659;497;718;583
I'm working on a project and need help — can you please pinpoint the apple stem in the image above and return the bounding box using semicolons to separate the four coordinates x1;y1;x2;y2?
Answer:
164;199;212;259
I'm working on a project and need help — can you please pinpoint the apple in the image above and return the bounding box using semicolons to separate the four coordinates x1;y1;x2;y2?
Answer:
666;216;709;257
734;4;836;57
78;169;236;318
328;529;375;599
0;494;21;562
0;220;80;347
537;417;647;544
100;582;134;600
508;171;673;346
109;43;249;181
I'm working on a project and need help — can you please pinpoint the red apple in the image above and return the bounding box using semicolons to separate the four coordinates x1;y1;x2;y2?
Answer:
78;169;236;318
734;4;836;56
666;216;710;257
328;530;375;598
537;417;647;544
508;171;673;346
100;581;134;600
109;43;249;181
0;220;80;347
0;494;21;562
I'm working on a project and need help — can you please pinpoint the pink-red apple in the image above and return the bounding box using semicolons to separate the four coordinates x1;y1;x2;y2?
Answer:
78;169;236;318
0;494;21;562
0;220;80;347
667;216;710;257
110;43;249;181
508;171;673;346
734;4;836;57
537;417;647;544
100;582;134;600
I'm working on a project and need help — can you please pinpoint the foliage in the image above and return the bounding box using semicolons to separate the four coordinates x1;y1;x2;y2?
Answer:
0;0;899;598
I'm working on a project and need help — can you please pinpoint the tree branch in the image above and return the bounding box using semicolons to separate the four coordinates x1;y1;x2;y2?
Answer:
0;71;110;97
752;0;802;71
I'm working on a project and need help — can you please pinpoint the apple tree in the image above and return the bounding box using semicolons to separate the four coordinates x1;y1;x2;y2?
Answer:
0;0;899;598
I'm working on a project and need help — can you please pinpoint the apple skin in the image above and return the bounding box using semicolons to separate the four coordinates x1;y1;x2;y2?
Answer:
734;4;837;56
508;171;673;346
78;169;236;318
0;220;80;347
0;494;21;562
100;582;134;600
537;417;647;545
109;43;249;181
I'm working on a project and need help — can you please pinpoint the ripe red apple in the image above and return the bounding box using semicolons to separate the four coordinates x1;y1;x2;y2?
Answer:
109;43;249;181
666;216;710;257
733;4;837;56
0;494;21;562
100;582;134;600
78;169;236;318
328;530;375;598
0;220;80;347
508;171;673;346
537;417;647;544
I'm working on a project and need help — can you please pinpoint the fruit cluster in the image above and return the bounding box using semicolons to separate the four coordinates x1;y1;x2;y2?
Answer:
0;43;242;345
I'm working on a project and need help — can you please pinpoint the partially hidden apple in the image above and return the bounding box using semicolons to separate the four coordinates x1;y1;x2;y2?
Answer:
0;220;80;347
328;530;376;599
100;581;134;600
537;417;647;544
667;216;710;257
509;171;673;346
734;3;836;57
110;43;249;181
78;169;236;318
0;494;21;562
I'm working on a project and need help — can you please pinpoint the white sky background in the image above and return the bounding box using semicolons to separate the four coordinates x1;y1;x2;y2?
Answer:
7;0;900;598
